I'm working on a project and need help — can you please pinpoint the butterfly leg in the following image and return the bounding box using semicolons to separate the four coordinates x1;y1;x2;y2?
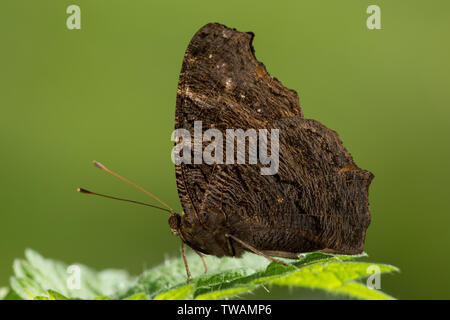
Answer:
194;249;208;274
180;240;191;284
225;233;289;267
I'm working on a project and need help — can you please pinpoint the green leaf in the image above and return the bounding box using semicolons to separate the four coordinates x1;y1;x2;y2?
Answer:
10;275;47;299
123;292;148;300
186;253;397;300
0;287;9;300
265;262;397;300
47;290;71;300
7;249;399;300
0;288;22;300
10;249;134;300
93;296;112;300
154;285;194;300
195;286;256;300
32;290;72;300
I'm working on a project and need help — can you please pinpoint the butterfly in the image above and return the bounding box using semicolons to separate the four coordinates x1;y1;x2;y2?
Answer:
80;23;373;284
170;23;374;281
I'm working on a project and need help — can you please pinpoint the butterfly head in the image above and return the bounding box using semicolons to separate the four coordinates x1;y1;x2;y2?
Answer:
168;212;182;236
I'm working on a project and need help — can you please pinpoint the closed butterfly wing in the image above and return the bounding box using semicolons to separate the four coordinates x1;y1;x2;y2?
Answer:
174;23;373;259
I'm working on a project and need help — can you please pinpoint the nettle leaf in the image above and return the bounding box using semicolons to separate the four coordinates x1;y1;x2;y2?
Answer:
123;292;148;300
120;251;398;300
33;290;72;300
154;285;194;300
0;287;9;300
122;253;271;299
4;249;399;300
9;249;135;300
187;253;398;300
0;287;21;300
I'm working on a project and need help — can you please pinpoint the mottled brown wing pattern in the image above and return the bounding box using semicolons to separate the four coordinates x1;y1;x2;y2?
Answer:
175;23;302;224
195;117;373;256
174;22;373;259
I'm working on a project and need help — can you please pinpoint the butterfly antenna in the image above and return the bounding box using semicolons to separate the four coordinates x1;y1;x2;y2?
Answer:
92;161;174;214
77;188;172;214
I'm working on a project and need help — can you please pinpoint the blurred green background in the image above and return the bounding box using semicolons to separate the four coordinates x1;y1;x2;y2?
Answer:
1;1;449;299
